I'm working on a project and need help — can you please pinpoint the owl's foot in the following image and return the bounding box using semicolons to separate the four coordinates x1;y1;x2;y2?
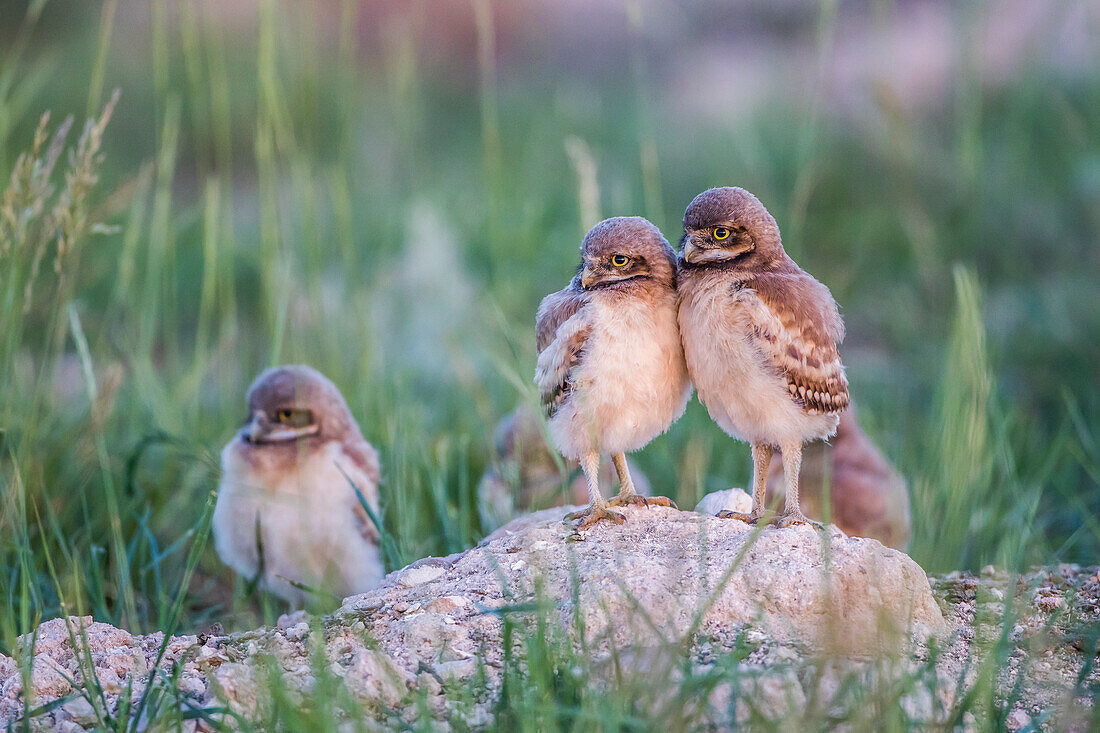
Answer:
564;504;626;530
716;510;763;524
773;511;822;529
608;494;678;510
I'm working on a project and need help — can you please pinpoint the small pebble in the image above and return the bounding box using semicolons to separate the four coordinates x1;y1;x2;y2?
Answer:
284;622;309;642
1036;595;1064;612
1006;709;1030;730
61;697;97;726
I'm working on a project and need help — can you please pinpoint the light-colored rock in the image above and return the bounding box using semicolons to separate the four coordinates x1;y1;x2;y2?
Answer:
211;662;261;719
277;610;309;629
477;502;940;658
726;666;807;725
2;616;151;711
398;563;448;587
479;505;568;544
0;504;959;729
0;654;15;682
342;648;409;709
467;504;943;655
1006;708;1031;730
694;488;753;516
59;697;97;727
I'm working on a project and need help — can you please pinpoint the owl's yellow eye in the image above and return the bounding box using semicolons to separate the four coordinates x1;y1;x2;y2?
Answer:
712;226;731;240
274;408;313;428
610;254;630;267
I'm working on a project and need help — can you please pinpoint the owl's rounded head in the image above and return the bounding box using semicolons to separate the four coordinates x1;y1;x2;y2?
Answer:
240;364;359;445
577;216;677;291
680;187;784;269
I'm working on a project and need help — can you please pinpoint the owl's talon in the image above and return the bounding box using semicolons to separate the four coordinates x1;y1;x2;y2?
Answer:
565;505;625;530
608;494;644;508
608;494;677;510
716;510;762;524
646;496;678;509
774;511;821;529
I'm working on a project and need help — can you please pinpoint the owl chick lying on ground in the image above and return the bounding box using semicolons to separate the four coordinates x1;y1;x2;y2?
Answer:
677;187;849;528
477;405;651;531
214;365;384;606
535;216;691;529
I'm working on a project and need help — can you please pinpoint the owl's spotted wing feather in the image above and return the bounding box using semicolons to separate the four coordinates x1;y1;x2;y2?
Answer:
535;283;587;352
741;272;849;414
534;285;590;417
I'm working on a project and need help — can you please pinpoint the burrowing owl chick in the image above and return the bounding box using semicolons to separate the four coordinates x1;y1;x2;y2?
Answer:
677;187;849;527
535;217;691;529
214;365;384;605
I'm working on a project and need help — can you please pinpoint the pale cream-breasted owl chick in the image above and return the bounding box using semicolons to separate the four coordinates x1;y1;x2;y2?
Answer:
535;217;691;529
214;365;383;605
477;405;651;531
677;187;849;527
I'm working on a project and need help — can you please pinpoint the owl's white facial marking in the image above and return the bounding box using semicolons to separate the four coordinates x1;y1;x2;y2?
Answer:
240;408;320;444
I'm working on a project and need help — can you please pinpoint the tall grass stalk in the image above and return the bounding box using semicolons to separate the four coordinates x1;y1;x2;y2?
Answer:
473;0;504;279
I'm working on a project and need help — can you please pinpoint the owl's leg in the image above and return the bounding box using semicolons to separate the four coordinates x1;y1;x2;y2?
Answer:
718;442;771;523
608;453;677;509
774;441;821;529
563;452;625;529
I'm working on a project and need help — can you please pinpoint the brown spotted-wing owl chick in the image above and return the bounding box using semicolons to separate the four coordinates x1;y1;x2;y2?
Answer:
677;187;849;528
477;405;652;531
535;217;690;529
767;405;911;547
214;365;383;605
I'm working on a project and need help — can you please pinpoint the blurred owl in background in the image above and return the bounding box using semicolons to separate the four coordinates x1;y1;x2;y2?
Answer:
214;365;384;606
695;405;911;549
767;405;911;549
477;406;651;531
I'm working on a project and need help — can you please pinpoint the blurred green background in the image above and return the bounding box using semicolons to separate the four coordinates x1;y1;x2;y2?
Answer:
1;0;1098;636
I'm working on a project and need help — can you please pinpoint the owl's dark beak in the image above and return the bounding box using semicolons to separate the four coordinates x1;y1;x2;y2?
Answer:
239;410;267;444
580;263;602;289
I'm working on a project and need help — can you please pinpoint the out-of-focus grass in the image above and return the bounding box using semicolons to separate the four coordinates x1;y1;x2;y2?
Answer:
0;2;1098;723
